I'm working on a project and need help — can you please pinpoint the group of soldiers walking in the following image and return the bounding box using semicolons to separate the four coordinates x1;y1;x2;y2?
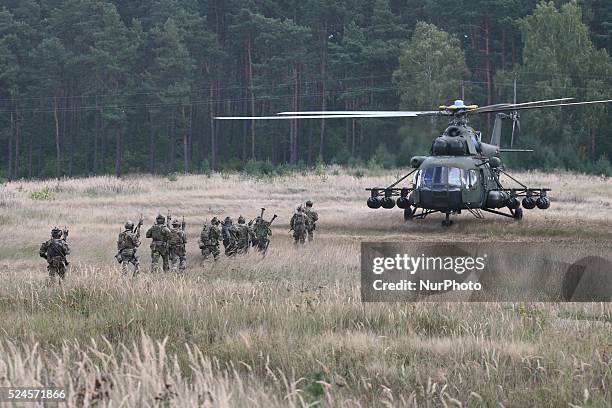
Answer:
38;201;318;281
199;208;278;261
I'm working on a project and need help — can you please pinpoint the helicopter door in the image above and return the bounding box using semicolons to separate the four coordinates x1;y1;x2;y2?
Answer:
461;169;482;208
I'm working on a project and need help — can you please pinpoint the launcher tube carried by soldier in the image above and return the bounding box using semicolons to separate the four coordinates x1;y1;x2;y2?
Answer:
135;214;144;236
270;214;278;225
260;207;265;218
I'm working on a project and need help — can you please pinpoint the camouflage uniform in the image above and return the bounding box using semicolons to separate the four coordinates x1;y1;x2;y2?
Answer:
235;216;250;254
253;217;272;254
303;200;318;241
39;227;70;282
116;221;141;276
199;221;212;259
205;217;221;260
221;217;237;257
146;214;170;272
290;207;309;244
168;219;187;272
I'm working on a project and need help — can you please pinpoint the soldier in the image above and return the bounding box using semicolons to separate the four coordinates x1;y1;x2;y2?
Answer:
205;217;222;260
199;220;211;259
253;213;277;254
290;206;309;245
168;218;187;272
39;227;70;282
235;216;250;254
116;218;143;277
247;218;258;247
303;200;319;241
221;216;238;257
145;214;170;272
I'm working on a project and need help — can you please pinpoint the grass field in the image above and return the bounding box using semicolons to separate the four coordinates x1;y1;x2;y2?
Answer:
0;168;611;407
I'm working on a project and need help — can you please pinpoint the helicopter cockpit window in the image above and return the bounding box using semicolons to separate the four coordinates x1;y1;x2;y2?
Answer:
448;168;462;188
416;166;465;189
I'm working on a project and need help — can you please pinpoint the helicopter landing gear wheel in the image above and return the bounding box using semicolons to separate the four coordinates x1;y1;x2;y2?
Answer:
441;213;453;227
513;208;523;220
404;207;414;221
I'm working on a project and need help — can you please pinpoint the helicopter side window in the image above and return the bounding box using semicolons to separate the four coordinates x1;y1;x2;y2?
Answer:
469;169;479;188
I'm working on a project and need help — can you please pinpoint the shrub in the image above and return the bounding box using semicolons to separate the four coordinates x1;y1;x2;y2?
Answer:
590;155;612;177
370;144;397;169
30;186;56;201
243;159;275;177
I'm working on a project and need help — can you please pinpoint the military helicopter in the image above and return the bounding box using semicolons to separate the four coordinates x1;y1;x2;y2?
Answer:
216;97;612;226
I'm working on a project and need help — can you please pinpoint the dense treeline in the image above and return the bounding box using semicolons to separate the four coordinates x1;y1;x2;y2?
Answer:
0;0;611;180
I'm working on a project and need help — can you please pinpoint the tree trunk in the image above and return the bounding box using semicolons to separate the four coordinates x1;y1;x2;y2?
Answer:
115;125;122;178
14;110;20;179
94;98;99;174
8;112;13;181
210;82;217;170
183;105;189;174
54;97;61;179
27;126;32;179
247;37;256;159
148;108;155;173
319;21;328;161
170;110;176;172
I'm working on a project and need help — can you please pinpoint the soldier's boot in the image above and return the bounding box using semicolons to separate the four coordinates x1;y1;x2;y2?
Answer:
179;258;186;272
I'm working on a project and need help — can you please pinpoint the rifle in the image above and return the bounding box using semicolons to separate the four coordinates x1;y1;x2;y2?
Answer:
135;214;144;237
166;209;172;227
181;215;186;231
62;226;70;265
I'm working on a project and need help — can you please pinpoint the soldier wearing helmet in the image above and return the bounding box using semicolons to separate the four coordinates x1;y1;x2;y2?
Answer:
221;216;237;256
203;217;221;260
303;200;319;242
39;227;70;282
234;215;250;254
145;214;170;272
116;218;142;276
290;206;309;245
168;217;187;272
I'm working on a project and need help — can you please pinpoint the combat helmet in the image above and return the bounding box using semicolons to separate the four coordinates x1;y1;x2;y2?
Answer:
172;219;181;227
238;215;245;224
224;216;232;224
211;217;220;225
156;214;165;224
305;200;313;207
125;221;134;231
51;226;62;238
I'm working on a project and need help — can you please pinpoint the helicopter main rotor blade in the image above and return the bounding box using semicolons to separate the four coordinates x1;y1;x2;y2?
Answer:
275;110;440;116
472;98;574;113
474;98;612;114
215;111;444;120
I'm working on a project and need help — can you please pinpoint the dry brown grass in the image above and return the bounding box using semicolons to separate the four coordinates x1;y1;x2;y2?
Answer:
0;168;610;407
